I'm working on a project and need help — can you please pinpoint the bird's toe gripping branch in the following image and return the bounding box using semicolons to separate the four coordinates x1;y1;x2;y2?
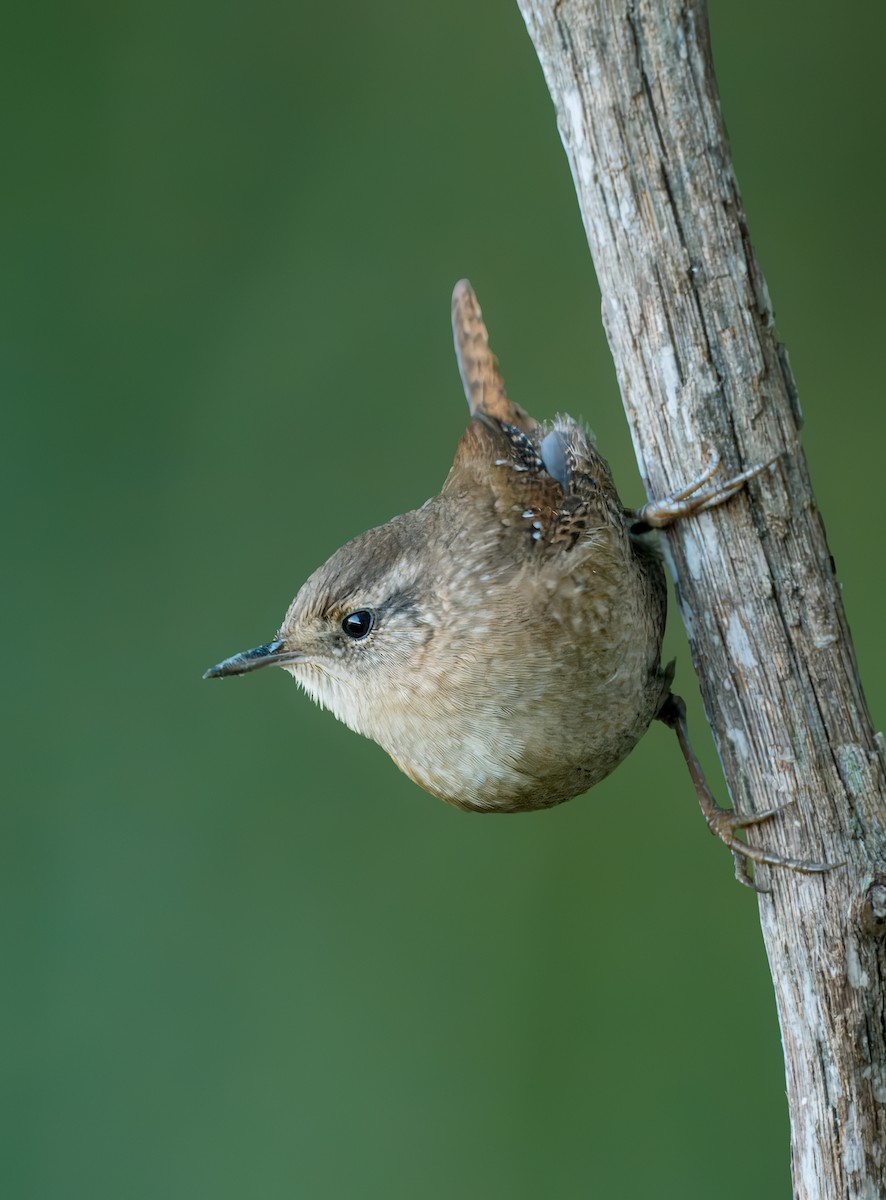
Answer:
657;694;841;890
632;451;780;532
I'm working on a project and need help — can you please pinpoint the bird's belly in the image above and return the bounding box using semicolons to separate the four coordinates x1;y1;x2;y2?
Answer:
370;549;668;814
386;667;665;814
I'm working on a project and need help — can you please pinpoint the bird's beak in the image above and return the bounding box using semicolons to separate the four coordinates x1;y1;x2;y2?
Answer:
203;640;305;679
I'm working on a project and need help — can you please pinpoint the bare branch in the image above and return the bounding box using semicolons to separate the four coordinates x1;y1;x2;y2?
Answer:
517;1;886;1195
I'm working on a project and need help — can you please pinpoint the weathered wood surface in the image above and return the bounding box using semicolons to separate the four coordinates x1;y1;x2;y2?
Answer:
517;2;886;1196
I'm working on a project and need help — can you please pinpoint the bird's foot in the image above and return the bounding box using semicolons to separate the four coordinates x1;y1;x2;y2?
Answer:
704;796;837;891
657;694;841;891
632;451;780;532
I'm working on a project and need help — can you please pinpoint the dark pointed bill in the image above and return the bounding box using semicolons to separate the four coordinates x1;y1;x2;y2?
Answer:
203;640;302;679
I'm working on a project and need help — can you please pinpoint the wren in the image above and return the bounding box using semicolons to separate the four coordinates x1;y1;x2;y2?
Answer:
205;281;834;886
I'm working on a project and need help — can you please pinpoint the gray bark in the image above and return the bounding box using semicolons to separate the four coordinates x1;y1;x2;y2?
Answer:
516;1;886;1196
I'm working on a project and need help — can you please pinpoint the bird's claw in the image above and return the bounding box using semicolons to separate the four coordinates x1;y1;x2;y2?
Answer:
658;693;842;890
705;797;836;892
633;451;781;531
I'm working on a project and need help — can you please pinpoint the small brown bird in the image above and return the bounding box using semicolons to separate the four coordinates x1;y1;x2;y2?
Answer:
205;281;832;886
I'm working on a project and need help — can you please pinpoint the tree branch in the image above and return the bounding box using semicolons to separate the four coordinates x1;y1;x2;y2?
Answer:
516;1;886;1195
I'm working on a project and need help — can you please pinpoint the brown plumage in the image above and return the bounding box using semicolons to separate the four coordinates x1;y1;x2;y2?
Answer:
205;281;836;882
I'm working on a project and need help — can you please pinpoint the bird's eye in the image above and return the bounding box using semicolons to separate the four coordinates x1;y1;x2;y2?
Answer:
341;609;374;640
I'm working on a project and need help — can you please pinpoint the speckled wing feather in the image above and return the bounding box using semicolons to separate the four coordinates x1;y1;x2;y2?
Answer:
447;282;627;554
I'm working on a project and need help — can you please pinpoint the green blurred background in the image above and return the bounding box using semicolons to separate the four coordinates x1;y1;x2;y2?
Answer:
3;2;882;1196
